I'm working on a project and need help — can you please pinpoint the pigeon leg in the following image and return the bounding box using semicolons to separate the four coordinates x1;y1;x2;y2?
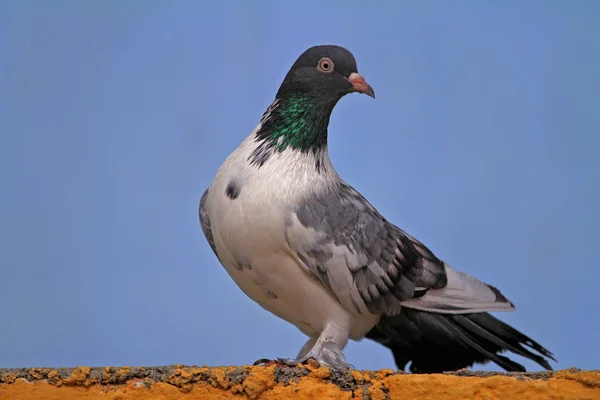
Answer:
254;336;319;367
290;324;354;370
256;326;353;369
296;336;319;360
274;336;318;366
300;340;354;370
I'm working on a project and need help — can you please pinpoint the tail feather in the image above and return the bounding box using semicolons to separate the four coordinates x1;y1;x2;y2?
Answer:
470;313;553;359
451;314;553;370
366;309;555;373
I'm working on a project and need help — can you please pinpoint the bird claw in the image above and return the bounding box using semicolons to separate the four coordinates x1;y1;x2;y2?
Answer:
252;358;298;367
253;341;352;370
253;358;283;367
304;358;321;368
300;341;355;370
277;357;321;368
275;357;299;366
252;357;322;368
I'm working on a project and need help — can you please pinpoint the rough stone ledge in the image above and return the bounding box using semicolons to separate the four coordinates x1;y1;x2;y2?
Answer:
0;365;598;399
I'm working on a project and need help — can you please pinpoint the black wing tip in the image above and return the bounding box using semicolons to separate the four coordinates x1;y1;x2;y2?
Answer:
366;309;555;373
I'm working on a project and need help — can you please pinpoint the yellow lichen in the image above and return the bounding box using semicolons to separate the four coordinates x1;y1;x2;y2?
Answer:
308;365;331;379
115;366;131;381
556;369;600;389
242;366;276;399
1;373;17;384
374;368;394;379
0;366;598;400
63;366;91;387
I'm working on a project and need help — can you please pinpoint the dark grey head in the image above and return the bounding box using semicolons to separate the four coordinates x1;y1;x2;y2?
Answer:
250;45;374;168
277;45;375;100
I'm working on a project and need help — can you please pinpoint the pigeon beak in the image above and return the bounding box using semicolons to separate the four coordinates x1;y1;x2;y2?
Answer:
347;72;375;98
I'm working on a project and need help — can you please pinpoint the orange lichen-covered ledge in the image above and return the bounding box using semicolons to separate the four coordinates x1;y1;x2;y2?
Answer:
1;365;599;400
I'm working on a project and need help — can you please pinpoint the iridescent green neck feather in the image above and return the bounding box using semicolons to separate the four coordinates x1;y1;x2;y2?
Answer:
249;93;339;168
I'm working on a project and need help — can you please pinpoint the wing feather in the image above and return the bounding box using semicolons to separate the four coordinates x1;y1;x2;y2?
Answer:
287;182;515;317
199;188;218;257
287;183;447;315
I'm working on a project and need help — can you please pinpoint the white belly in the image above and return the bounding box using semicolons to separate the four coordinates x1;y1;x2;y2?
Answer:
210;195;378;340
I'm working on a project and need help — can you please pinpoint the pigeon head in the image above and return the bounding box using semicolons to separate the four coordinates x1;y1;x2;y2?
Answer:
251;45;373;167
277;45;375;100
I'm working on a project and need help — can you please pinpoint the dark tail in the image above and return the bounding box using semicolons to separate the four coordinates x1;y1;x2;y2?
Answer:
366;309;555;373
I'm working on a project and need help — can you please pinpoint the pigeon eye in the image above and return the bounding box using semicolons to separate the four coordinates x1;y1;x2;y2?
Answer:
318;57;334;73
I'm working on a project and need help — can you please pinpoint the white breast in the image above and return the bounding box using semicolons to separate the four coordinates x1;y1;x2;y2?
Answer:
204;124;379;340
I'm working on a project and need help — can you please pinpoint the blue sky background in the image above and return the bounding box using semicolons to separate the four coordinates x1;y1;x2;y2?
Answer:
1;1;599;372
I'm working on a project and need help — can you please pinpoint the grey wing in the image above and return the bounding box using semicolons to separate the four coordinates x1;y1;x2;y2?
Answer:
286;183;448;316
287;183;515;317
199;188;218;257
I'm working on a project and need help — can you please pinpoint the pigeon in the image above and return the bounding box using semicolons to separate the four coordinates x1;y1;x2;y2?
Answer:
199;45;555;372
